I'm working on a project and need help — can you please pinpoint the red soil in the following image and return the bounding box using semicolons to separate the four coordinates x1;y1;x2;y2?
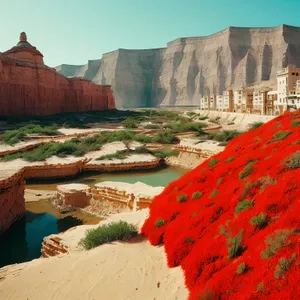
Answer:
142;110;300;300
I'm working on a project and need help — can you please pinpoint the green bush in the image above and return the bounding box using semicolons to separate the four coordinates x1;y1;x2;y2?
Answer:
80;221;138;250
3;124;60;145
269;131;292;143
274;254;297;279
165;121;207;133
250;213;268;229
121;117;138;128
97;151;128;161
177;194;187;203
284;151;300;169
228;230;244;258
236;262;247;275
155;219;166;227
199;116;208;120
192;191;203;199
144;124;160;129
212;130;241;142
249;122;264;130
235;199;254;214
152;131;179;144
226;156;235;163
208;158;220;167
239;160;257;179
210;189;219;198
291;119;300;128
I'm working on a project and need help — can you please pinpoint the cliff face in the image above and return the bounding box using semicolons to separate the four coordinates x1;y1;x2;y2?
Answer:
0;55;115;116
56;25;300;108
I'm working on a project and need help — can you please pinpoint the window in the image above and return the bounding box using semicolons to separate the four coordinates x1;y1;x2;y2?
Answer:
292;73;295;75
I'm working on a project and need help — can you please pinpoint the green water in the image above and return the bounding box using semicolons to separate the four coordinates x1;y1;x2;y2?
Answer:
0;167;186;268
27;166;187;190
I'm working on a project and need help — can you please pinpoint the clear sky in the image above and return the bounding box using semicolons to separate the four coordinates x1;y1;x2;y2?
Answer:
1;0;300;67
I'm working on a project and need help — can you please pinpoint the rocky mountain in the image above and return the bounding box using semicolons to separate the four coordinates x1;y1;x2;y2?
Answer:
56;25;300;108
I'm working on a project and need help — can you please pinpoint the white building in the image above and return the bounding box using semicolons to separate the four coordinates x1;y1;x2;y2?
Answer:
209;95;216;110
233;89;246;112
200;96;209;110
266;90;278;115
216;95;224;111
276;64;300;114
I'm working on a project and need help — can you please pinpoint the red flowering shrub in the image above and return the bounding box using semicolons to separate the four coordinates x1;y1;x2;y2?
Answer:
142;110;300;299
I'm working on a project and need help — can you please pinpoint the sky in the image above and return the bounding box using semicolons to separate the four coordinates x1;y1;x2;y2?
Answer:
1;0;300;67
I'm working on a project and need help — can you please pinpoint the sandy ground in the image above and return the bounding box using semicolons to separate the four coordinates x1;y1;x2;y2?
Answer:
0;209;188;300
25;189;56;202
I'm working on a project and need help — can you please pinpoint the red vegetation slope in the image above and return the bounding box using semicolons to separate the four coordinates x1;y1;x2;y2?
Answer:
142;110;300;300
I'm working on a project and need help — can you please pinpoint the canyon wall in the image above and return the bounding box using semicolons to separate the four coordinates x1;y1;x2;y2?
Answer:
0;55;115;116
0;170;25;234
56;25;300;108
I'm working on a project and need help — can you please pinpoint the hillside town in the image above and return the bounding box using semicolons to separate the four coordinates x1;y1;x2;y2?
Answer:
200;64;300;115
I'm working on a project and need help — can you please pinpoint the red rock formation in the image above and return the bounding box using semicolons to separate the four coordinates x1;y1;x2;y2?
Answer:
0;32;115;116
0;170;25;234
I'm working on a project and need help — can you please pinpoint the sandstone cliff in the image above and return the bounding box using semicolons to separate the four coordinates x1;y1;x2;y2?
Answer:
56;25;300;108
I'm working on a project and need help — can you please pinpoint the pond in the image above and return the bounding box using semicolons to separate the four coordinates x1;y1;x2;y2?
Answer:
0;166;187;268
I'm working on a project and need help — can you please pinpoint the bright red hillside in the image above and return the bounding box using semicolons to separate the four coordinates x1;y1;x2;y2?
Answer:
142;110;300;300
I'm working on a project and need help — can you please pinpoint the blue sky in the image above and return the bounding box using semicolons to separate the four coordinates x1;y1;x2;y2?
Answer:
0;0;299;67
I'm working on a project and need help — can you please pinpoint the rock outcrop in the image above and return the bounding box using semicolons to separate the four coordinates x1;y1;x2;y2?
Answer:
0;170;25;234
0;33;115;116
56;25;300;108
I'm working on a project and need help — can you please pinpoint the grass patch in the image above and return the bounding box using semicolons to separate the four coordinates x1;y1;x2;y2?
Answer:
80;221;138;250
269;131;292;143
284;151;300;169
250;213;268;229
239;160;257;179
192;191;203;199
155;219;166;227
260;230;295;259
208;158;220;168
226;156;235;163
249;122;264;130
274;254;297;279
144;124;160;129
210;189;219;198
236;262;247;275
3;124;60;145
291;119;300;128
235;199;254;215
228;230;244;259
152;131;179;144
121;117;139;128
210;130;241;142
165;121;207;133
177;194;187;203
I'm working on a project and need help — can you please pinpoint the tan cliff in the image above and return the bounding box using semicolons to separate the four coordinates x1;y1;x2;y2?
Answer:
56;24;300;108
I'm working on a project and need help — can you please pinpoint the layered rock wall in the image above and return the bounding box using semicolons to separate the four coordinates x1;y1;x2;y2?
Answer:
0;55;115;116
0;170;25;234
56;25;300;108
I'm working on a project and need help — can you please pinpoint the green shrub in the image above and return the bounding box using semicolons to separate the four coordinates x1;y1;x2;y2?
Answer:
249;122;264;130
291;119;300;128
199;116;208;120
250;213;268;229
257;282;264;293
239;160;257;179
3;124;60;145
152;131;179;144
236;262;247;275
228;230;244;258
133;134;152;143
284;151;300;169
212;130;241;142
97;151;128;160
210;189;219;198
155;219;166;227
235;199;254;214
121;117;138;128
80;221;138;250
144;124;160;129
185;237;195;244
274;254;297;279
226;156;235;163
186;111;197;117
151;149;179;158
177;194;187;203
165;121;207;133
192;191;203;199
260;230;294;259
218;142;228;146
269;131;292;143
208;158;220;168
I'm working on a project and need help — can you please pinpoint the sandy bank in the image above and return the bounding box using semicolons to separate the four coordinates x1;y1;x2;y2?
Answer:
0;209;188;300
25;189;56;202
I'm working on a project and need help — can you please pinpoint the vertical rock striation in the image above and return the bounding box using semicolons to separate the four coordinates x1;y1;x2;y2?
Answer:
56;25;300;108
